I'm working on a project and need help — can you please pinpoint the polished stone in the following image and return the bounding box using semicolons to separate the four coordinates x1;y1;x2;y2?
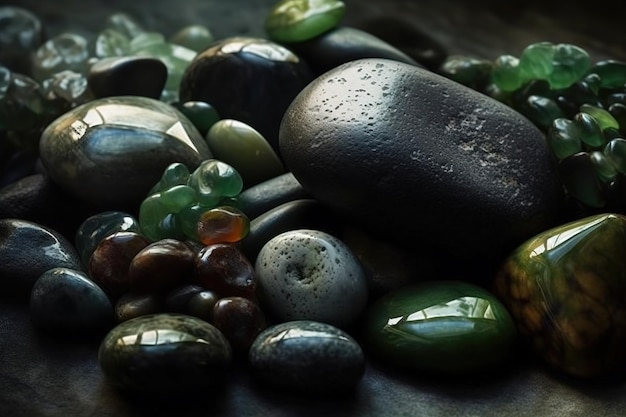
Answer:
88;56;167;99
212;296;266;354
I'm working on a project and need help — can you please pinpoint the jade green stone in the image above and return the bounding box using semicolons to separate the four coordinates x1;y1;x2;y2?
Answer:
172;101;220;135
75;211;142;266
149;162;191;194
206;119;285;187
519;42;555;81
494;214;626;377
439;55;493;88
491;54;525;92
138;193;181;242
588;60;626;89
558;152;606;208
160;185;196;212
365;281;517;374
265;0;346;43
580;104;619;131
98;313;232;393
525;95;565;130
574;112;605;148
589;150;617;181
548;118;582;160
604;138;626;174
609;103;626;131
519;42;590;89
39;96;211;208
187;159;243;207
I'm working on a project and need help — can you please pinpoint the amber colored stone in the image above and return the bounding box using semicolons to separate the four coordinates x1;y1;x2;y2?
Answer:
88;231;151;299
195;243;257;299
197;205;250;246
212;296;266;353
128;239;196;294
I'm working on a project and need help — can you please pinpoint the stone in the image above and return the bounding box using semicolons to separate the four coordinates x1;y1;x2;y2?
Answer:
75;211;142;267
88;231;151;299
88;56;168;99
115;292;163;322
232;172;310;219
206;119;285;187
128;239;196;294
179;36;314;155
196;205;250;245
279;58;565;262
30;267;113;335
171;100;220;136
365;281;517;374
265;0;346;43
169;24;214;53
212;296;266;354
494;213;626;378
31;33;90;82
98;313;232;393
195;243;257;299
0;218;83;300
255;229;368;327
248;320;365;393
39;96;211;209
286;26;420;76
0;6;44;75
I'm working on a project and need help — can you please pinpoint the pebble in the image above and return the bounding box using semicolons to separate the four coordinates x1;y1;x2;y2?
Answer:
98;313;232;393
255;229;368;327
30;267;113;334
195;243;257;299
248;320;365;393
88;56;168;99
212;296;266;353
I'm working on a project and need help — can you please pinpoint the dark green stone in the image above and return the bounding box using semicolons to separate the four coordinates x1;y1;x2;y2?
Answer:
494;213;626;377
98;313;232;393
365;281;517;374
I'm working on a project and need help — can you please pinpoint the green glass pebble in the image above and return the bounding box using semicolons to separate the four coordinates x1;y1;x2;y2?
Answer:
574;112;605;148
95;29;131;58
439;55;493;88
519;42;555;81
609;103;626;132
548;118;582;160
98;313;232;393
491;54;525;92
494;213;626;377
138;193;178;242
265;0;346;43
178;203;207;240
150;162;191;194
170;24;214;53
172;101;220;135
588;60;626;89
31;33;90;81
589;150;617;181
604;138;626;174
188;159;243;207
558;152;605;208
525;95;565;130
548;43;590;90
365;281;517;374
582;73;601;95
75;211;142;266
580;103;619;131
206;119;285;187
160;184;196;212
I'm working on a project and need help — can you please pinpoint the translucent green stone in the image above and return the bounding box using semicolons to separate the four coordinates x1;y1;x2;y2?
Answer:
525;95;565;130
548;43;590;90
170;25;214;53
495;213;626;377
106;12;144;39
187;159;243;207
160;185;197;213
172;101;220;135
609;103;626;132
604;138;626;174
95;29;131;58
265;0;346;43
178;203;206;240
150;162;191;194
439;55;493;88
365;281;517;374
491;55;525;92
519;42;555;81
548;118;582;159
580;104;619;131
588;60;626;89
558;152;605;208
582;73;601;95
138;193;176;241
31;33;90;81
574;112;605;148
589;150;617;181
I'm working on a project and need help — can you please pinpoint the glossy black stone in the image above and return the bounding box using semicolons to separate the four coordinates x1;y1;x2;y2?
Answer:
179;36;314;155
88;56;168;99
287;26;421;76
0;218;84;300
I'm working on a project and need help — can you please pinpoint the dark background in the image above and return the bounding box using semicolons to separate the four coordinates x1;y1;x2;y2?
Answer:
2;0;626;416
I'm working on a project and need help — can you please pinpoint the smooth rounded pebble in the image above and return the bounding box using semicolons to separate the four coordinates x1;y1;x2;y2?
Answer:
255;229;368;327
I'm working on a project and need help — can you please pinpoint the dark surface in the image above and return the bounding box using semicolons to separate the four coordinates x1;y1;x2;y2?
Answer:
2;0;626;416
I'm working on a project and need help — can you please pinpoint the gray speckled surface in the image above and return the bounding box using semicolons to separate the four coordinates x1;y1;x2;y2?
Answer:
2;1;626;416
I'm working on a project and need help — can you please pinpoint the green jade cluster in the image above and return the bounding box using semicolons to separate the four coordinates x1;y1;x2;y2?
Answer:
440;42;626;210
139;159;249;243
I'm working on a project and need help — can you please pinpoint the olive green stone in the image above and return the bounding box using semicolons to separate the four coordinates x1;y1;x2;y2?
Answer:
548;118;582;160
588;60;626;89
494;213;626;377
365;281;517;374
491;54;525;92
265;0;346;43
98;313;232;393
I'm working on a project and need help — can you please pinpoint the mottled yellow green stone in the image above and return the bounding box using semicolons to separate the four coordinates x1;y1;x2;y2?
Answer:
265;0;346;43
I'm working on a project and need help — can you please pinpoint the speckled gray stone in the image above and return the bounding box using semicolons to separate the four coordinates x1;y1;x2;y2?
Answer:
248;320;365;393
30;267;113;334
255;229;368;327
